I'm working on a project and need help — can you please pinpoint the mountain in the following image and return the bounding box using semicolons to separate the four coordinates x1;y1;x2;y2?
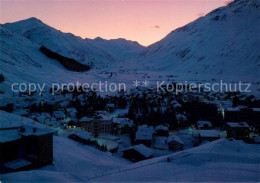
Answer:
0;0;259;92
87;37;145;61
3;17;144;69
137;0;260;80
0;17;145;94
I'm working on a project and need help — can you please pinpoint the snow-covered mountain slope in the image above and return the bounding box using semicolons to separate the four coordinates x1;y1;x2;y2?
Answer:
87;37;145;61
0;24;99;90
137;0;260;80
3;17;144;69
89;138;260;182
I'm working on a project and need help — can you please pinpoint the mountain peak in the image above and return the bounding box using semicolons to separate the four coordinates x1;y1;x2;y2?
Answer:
23;17;43;23
4;17;46;30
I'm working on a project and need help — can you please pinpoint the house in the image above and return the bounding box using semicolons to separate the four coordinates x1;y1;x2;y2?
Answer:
224;106;247;122
67;120;78;128
197;121;212;130
252;108;260;130
153;136;168;150
112;118;133;135
0;126;54;174
168;135;184;151
122;144;153;162
226;122;249;141
79;117;94;132
154;125;169;136
79;117;113;137
193;130;220;145
135;125;153;147
68;130;91;145
120;119;133;134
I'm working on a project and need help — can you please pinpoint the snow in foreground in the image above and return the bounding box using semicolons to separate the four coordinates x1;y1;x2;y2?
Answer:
0;110;130;182
1;115;259;183
89;138;260;182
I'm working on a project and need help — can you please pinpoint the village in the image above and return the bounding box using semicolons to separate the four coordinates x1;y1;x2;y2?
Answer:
0;83;260;173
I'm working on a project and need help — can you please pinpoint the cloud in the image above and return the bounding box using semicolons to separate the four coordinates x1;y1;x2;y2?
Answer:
197;12;205;17
152;25;160;29
223;0;234;6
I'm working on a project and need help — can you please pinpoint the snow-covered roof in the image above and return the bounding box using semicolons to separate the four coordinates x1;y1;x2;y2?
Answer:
226;122;249;128
112;118;129;124
113;118;134;128
197;121;212;128
121;120;133;128
106;103;115;108
20;126;56;136
0;126;55;143
79;117;94;122
136;125;153;140
69;130;91;141
0;130;22;143
59;101;70;107
122;144;153;158
225;106;247;111
53;111;65;118
195;130;219;138
99;133;120;141
168;135;184;145
154;125;168;132
252;108;260;112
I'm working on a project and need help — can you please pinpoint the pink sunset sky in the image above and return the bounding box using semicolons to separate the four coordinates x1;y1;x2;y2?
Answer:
0;0;233;46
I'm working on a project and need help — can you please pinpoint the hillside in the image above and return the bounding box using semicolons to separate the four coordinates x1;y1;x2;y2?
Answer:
137;0;260;81
3;17;144;69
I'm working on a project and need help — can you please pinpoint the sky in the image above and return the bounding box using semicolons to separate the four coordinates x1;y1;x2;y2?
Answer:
0;0;233;46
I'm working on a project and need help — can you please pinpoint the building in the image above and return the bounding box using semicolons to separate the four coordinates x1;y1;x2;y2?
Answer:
168;135;184;151
135;125;153;147
122;144;153;161
68;130;91;145
226;122;249;141
153;125;169;136
0;126;54;174
224;106;247;122
79;117;113;137
112;118;133;135
193;130;220;145
197;121;212;130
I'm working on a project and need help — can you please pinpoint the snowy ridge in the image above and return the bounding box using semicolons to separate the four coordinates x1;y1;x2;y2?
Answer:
3;17;144;69
137;0;260;81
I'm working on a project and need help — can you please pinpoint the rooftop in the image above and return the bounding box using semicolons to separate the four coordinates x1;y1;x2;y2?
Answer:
226;122;249;128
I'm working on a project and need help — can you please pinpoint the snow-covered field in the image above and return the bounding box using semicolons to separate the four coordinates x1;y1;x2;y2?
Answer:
88;138;260;182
